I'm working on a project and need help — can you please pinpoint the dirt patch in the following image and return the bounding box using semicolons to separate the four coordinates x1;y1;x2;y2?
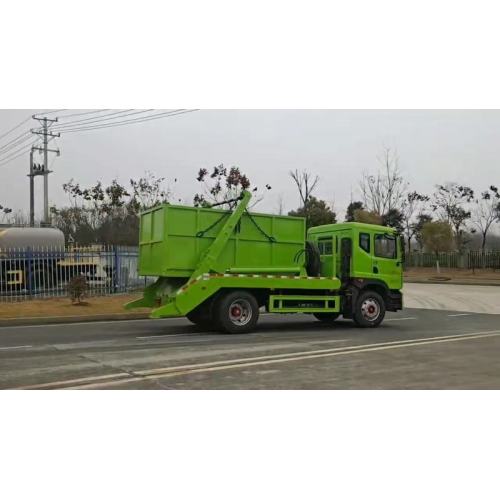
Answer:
0;293;149;319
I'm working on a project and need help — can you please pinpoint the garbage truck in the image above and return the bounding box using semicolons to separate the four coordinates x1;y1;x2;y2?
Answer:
126;191;403;333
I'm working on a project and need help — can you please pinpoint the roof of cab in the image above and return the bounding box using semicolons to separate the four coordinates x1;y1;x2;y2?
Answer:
308;222;397;235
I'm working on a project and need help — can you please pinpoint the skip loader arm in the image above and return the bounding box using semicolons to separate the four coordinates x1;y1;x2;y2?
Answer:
125;191;252;313
190;190;252;278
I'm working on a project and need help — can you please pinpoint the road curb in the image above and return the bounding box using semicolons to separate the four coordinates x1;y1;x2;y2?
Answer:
0;312;150;327
405;278;500;287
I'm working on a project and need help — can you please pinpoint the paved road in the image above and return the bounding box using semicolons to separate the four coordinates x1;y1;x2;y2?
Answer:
1;307;499;389
404;282;500;314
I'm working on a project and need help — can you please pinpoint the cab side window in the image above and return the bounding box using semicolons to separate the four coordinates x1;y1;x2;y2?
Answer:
318;239;333;255
359;233;370;253
374;234;396;259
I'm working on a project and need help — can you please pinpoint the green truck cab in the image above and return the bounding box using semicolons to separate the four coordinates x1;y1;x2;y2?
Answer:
126;191;403;333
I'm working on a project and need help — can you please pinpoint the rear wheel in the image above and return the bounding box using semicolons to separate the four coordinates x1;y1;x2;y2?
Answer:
353;290;385;328
313;312;340;323
215;291;259;334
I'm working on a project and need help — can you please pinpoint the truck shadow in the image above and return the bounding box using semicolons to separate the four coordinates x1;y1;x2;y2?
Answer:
152;318;370;338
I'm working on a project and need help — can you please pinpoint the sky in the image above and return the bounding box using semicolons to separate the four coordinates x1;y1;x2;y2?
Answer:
0;109;498;221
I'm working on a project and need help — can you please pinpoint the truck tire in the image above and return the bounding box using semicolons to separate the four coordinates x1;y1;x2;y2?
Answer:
215;290;259;334
353;290;385;328
313;313;340;323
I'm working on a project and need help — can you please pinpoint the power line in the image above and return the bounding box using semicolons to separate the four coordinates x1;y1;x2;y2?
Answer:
0;142;38;167
59;109;198;133
0;139;38;162
54;109;112;119
51;109;151;129
0;116;31;142
0;134;34;157
0;149;31;167
0;131;32;152
0;110;198;161
50;109;136;129
0;111;63;148
59;109;195;132
34;109;66;116
54;109;134;126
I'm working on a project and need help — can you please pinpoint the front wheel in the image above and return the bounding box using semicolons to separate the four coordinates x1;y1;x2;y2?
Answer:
215;291;259;334
353;290;386;328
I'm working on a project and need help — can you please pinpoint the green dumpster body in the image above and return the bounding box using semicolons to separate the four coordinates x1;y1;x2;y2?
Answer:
127;193;341;319
138;204;306;278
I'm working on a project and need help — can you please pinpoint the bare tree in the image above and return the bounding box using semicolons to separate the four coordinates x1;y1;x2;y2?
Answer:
53;173;174;245
471;186;500;250
359;148;408;216
9;210;29;226
400;191;430;252
290;169;319;208
129;171;174;211
432;183;474;251
275;194;285;215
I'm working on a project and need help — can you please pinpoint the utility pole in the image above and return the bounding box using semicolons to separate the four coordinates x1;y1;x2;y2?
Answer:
31;115;60;226
29;148;34;227
28;148;45;227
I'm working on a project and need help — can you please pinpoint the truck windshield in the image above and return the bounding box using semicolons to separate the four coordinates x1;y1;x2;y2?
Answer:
374;234;396;259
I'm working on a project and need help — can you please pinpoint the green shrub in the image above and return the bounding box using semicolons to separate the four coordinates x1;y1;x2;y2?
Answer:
68;276;88;304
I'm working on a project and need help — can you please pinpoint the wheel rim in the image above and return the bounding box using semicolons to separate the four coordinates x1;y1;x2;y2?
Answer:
228;299;253;326
360;298;381;322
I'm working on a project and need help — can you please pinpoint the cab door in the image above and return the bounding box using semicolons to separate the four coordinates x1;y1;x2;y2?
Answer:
355;230;374;279
373;232;402;289
317;236;335;278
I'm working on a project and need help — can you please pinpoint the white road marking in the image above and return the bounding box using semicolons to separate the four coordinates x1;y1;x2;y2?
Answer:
136;334;197;339
304;339;349;345
14;372;130;390
448;313;472;317
137;338;215;345
0;313;274;331
70;330;500;389
0;345;32;351
0;317;181;330
10;328;500;390
53;339;117;349
134;330;500;377
37;328;498;390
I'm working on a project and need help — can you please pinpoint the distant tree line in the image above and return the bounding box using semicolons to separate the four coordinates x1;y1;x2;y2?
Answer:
50;171;174;245
340;148;500;253
283;148;500;254
3;150;500;252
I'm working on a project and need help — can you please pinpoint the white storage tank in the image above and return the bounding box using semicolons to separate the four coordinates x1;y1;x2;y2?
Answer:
0;227;65;250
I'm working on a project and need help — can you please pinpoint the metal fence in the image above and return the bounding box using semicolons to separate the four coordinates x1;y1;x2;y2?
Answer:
407;250;500;270
0;245;150;302
3;244;499;302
